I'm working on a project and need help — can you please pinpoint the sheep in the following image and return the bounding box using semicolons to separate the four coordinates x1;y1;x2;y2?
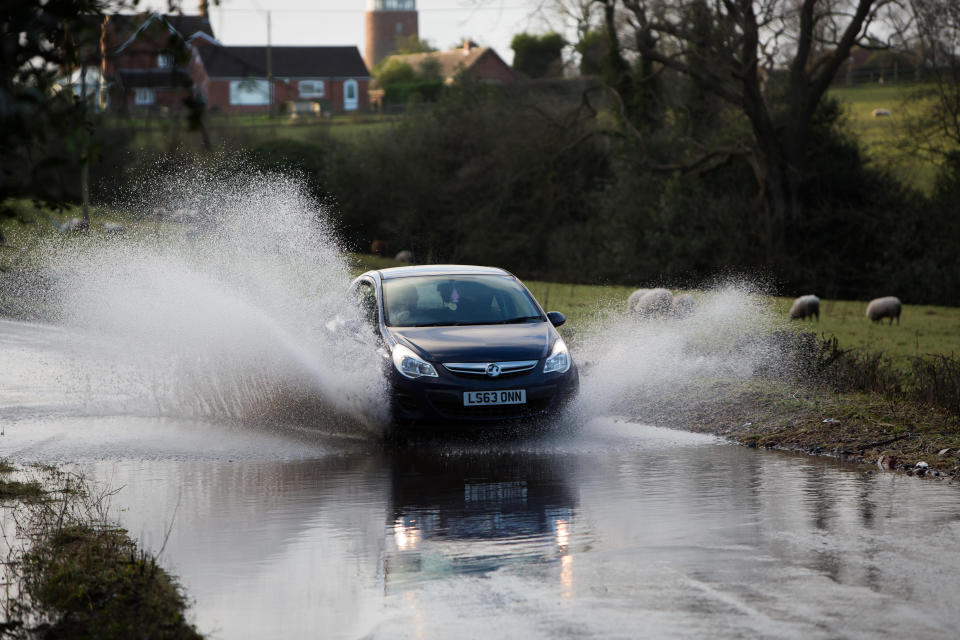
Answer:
57;217;88;233
866;296;901;324
394;249;415;263
671;293;697;318
634;288;674;317
871;108;891;117
789;294;820;321
627;288;650;313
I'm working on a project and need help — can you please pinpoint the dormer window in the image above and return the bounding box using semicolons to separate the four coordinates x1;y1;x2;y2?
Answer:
157;53;173;68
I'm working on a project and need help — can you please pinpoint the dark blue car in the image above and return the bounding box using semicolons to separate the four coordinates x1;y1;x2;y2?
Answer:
348;265;579;426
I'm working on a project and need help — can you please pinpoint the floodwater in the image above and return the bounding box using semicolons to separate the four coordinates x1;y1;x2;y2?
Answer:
3;320;960;639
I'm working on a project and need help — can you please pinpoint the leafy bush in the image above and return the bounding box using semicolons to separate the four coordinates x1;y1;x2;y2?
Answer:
803;334;960;418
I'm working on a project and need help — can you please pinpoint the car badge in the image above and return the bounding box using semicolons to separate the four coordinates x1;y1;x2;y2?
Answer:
485;363;502;378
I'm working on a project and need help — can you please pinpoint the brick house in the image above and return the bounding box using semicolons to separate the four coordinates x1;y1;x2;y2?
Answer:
198;46;370;114
112;16;217;112
68;12;369;114
66;13;216;112
381;41;517;86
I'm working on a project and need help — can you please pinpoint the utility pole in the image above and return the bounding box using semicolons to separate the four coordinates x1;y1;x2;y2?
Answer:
80;64;90;229
266;10;273;117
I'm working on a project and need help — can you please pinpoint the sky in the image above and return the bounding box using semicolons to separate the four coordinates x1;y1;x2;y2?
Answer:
191;0;557;65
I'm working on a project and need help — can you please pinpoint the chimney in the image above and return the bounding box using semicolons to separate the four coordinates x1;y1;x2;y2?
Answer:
462;38;476;55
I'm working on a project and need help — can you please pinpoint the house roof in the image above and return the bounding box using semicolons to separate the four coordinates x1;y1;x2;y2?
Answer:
78;13;216;49
200;46;369;78
113;13;219;53
121;13;214;38
384;46;510;83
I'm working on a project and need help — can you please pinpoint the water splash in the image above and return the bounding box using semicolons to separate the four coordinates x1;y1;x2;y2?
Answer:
573;281;788;421
35;166;388;434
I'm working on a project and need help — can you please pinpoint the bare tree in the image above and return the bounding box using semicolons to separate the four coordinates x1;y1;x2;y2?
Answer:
902;0;960;160
598;0;901;253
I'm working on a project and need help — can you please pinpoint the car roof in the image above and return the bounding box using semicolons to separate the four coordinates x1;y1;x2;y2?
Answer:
375;264;512;280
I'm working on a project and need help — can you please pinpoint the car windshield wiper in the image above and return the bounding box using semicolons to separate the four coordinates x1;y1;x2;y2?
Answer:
500;315;544;324
413;319;531;327
410;321;461;327
411;321;490;327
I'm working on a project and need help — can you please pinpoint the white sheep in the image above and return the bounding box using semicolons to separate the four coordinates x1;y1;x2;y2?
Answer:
634;288;674;317
789;294;820;321
866;296;901;324
627;288;650;313
671;293;697;318
394;250;415;263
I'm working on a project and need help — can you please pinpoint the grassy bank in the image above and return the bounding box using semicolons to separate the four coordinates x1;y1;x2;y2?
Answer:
0;463;201;638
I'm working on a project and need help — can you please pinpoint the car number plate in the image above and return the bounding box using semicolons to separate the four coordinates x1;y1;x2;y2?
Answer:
463;389;526;406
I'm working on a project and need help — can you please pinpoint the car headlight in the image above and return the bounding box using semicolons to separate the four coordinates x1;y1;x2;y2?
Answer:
543;338;571;374
392;344;439;379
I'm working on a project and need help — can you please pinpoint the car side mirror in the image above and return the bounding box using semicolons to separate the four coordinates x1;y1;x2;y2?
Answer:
547;311;566;327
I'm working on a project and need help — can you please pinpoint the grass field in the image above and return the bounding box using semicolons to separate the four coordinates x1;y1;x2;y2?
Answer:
109;112;394;151
829;83;944;193
351;254;960;363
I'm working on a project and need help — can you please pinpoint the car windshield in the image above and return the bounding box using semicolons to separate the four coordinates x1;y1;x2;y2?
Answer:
382;275;545;327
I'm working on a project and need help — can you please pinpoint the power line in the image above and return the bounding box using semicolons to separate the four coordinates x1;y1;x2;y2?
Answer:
214;6;530;14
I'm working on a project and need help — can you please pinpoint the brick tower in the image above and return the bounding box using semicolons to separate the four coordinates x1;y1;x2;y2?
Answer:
365;0;418;70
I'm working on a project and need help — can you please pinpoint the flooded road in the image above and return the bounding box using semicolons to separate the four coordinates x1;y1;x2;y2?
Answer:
4;400;960;639
3;273;960;640
5;174;956;638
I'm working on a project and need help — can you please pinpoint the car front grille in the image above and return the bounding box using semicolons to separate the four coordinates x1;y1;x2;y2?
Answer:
442;360;539;379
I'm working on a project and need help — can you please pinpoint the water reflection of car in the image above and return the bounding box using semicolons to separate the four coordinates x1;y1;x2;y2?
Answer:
385;452;576;585
348;265;579;426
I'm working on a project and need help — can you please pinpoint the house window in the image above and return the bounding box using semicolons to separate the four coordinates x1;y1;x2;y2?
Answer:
229;79;270;105
134;88;156;105
369;0;415;9
299;80;325;98
343;79;358;111
157;53;173;68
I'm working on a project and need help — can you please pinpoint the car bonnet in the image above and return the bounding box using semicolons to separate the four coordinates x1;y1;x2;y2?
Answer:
386;323;554;362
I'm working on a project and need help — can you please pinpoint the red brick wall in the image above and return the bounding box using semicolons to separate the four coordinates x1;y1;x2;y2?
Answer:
113;49;167;71
120;87;190;109
468;51;516;85
364;10;418;69
205;78;369;113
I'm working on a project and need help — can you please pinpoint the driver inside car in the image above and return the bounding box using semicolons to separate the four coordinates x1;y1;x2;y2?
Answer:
390;284;420;326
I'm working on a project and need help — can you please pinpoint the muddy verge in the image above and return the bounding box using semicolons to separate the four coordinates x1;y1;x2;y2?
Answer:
624;379;960;480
